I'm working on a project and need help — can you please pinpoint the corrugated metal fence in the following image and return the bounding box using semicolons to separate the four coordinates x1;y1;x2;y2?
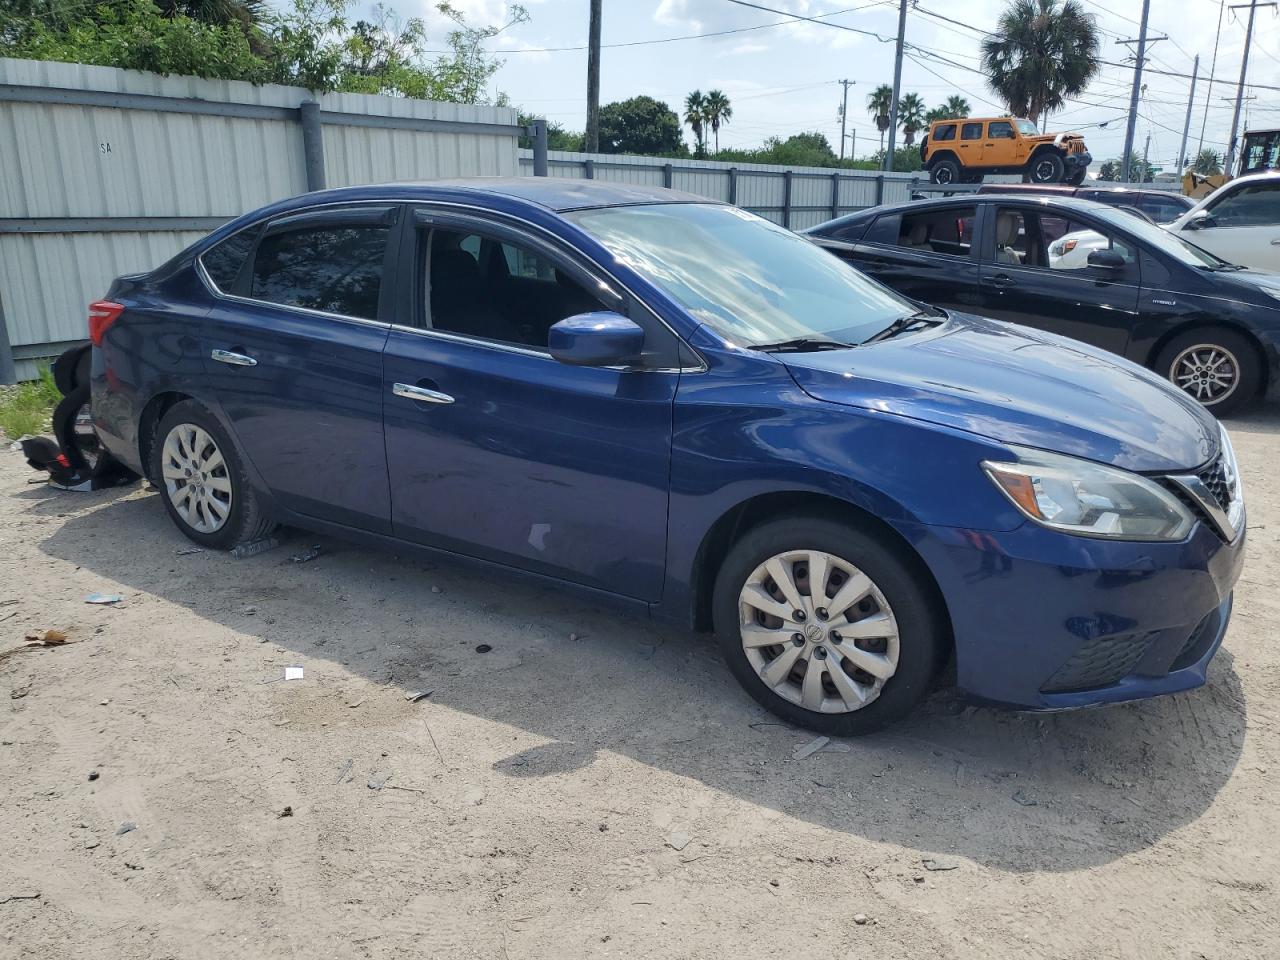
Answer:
0;56;521;381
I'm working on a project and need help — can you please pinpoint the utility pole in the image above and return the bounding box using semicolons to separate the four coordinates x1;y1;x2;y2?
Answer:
585;0;602;154
1226;0;1276;176
1177;55;1199;175
1117;0;1165;183
1142;130;1151;181
885;0;908;172
838;79;856;161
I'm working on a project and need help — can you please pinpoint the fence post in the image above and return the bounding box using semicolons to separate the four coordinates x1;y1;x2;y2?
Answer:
875;172;884;206
910;175;919;199
0;291;14;385
299;99;326;192
530;118;549;176
728;167;738;205
584;158;595;180
782;170;793;228
663;162;673;188
831;171;840;219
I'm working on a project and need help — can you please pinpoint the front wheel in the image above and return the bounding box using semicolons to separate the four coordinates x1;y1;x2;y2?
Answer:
151;400;276;549
1154;328;1261;417
712;515;948;735
1028;152;1065;184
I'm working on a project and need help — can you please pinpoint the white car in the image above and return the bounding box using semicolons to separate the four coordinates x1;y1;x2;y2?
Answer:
1047;228;1108;268
1167;171;1280;272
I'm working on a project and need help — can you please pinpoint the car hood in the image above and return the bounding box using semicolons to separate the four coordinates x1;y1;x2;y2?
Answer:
782;313;1219;473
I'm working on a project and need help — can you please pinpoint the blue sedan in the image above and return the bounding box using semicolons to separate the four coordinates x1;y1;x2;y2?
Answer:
89;180;1245;734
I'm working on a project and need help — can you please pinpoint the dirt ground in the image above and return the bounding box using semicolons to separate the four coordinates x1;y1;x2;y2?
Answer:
1;409;1277;960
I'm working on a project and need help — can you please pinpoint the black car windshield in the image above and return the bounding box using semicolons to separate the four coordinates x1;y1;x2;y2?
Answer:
563;203;916;346
1088;204;1228;268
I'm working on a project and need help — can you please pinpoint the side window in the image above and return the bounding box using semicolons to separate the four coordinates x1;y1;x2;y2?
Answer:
1005;212;1135;272
863;213;902;245
828;219;870;242
1208;183;1280;227
932;124;957;142
961;122;983;141
201;226;259;294
988;121;1015;140
1140;196;1191;223
897;207;977;258
250;224;389;320
426;228;607;348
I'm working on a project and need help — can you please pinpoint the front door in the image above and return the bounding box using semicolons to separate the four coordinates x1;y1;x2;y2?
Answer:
381;209;681;601
978;204;1140;356
200;205;398;533
1191;178;1280;271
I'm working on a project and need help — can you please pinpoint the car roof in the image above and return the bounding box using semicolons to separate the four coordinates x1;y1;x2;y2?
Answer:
803;193;1133;234
297;177;716;213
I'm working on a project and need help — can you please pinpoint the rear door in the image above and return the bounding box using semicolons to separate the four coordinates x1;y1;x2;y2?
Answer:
826;205;984;312
978;204;1140;355
199;204;397;533
957;121;983;168
380;208;683;601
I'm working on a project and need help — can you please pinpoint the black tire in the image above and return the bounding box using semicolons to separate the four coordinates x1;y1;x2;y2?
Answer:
150;400;276;549
1028;151;1065;184
929;158;961;186
1064;166;1087;186
711;514;949;736
1154;328;1261;417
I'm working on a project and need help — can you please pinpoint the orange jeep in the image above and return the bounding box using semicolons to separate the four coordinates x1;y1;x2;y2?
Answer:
921;117;1091;186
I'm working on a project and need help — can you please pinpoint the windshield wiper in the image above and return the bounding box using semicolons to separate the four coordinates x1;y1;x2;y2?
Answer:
1201;263;1246;272
862;311;947;345
747;336;853;353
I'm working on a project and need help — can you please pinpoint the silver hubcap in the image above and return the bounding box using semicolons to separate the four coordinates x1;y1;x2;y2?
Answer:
1170;344;1239;405
936;167;953;184
738;550;901;714
1034;159;1056;181
161;423;232;533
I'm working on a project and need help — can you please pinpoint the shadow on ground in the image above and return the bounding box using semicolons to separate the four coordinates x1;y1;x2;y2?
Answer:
30;470;1250;876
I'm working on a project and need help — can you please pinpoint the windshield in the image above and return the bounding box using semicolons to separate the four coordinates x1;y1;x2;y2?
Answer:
1015;118;1039;136
563;203;916;346
1089;205;1229;268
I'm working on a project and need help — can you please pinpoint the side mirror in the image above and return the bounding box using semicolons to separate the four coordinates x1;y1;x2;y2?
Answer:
1087;248;1126;270
548;312;644;367
1185;211;1217;231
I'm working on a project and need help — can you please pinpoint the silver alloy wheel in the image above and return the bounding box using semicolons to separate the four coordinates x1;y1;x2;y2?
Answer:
1033;158;1057;182
1170;343;1239;406
738;550;901;714
935;165;954;184
161;423;232;533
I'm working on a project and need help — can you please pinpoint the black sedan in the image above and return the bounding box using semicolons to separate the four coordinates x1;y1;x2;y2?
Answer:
805;195;1280;415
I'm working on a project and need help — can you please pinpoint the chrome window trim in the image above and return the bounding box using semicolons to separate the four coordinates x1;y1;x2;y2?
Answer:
193;196;707;373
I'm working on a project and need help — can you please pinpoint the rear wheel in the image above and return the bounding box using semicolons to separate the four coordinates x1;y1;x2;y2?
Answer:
929;158;960;185
712;515;948;735
1028;151;1065;184
1154;328;1261;417
151;400;276;549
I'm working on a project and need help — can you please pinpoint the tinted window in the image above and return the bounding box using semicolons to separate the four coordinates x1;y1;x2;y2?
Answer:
961;122;983;141
989;121;1015;139
201;227;258;293
828;219;870;242
427;229;605;348
1138;195;1193;223
251;225;389;320
897;207;977;258
932;124;957;142
993;209;1135;272
1208;182;1280;226
864;213;902;245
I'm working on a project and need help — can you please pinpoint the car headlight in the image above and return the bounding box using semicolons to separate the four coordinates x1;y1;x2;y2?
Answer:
982;446;1194;541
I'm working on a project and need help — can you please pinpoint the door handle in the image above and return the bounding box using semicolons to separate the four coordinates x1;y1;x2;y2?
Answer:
211;348;257;367
393;382;454;405
984;274;1016;288
1270;239;1280;246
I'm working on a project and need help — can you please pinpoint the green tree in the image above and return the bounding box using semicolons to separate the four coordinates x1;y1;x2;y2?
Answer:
684;90;706;157
598;95;682;155
431;1;527;104
926;95;971;122
866;83;893;153
517;113;583;151
1098;152;1152;182
981;0;1100;122
1191;148;1223;176
897;91;926;146
704;88;732;155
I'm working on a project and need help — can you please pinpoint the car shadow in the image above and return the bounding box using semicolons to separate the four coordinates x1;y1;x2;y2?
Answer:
37;487;1248;874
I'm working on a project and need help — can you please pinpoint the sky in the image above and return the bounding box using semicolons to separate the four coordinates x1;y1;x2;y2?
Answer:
416;0;1280;169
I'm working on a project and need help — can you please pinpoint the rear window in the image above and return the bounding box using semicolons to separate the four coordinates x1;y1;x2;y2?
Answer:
932;124;957;142
250;225;389;320
200;227;259;294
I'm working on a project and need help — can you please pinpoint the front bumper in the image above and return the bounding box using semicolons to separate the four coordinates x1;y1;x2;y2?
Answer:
1065;150;1092;171
898;513;1245;710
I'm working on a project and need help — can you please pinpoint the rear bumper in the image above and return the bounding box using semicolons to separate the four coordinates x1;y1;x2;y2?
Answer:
898;514;1245;710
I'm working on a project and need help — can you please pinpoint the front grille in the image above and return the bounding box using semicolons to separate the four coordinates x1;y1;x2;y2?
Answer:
1197;455;1233;512
1041;631;1159;693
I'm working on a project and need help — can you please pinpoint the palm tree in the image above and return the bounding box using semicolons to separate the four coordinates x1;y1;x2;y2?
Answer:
866;83;894;153
898;92;926;147
684;90;707;157
981;0;1101;123
1191;148;1223;176
925;96;971;124
703;89;732;155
